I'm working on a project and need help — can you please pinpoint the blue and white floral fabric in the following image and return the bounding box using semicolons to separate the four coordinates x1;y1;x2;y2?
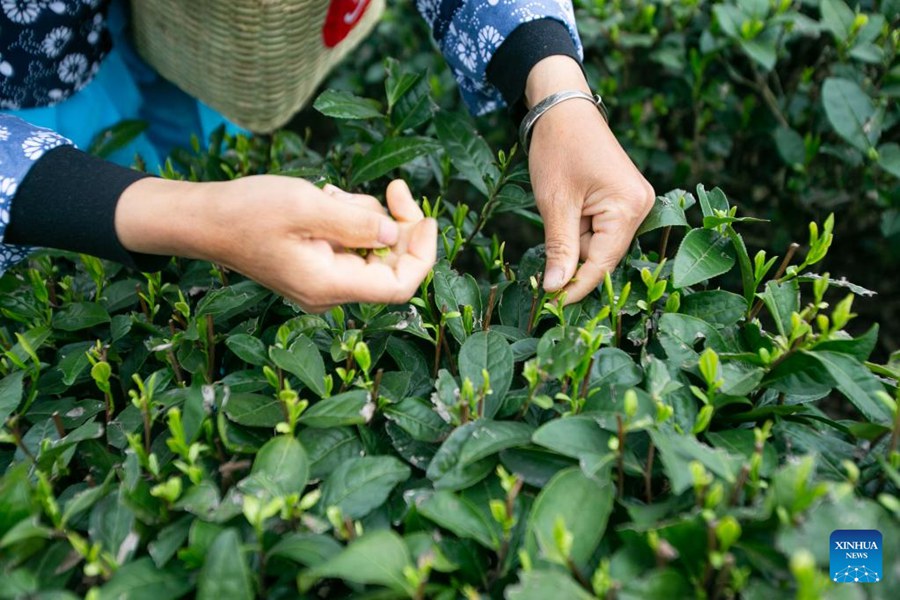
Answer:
0;113;71;268
415;0;582;115
0;0;110;109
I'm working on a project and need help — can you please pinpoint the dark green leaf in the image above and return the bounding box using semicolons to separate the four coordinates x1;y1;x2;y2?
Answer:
427;420;533;490
268;533;342;567
299;427;364;479
223;393;284;428
0;371;25;425
507;569;593;600
225;334;268;366
525;467;614;566
759;279;799;337
197;528;254;600
434;111;499;196
319;456;410;519
51;302;110;331
302;530;413;594
251;435;309;496
672;229;735;288
458;331;514;418
269;335;326;397
383;397;450;442
415;489;501;549
637;190;692;235
313;89;383;119
97;557;192;600
299;389;370;428
806;350;892;425
822;77;879;152
350;137;440;186
680;291;748;328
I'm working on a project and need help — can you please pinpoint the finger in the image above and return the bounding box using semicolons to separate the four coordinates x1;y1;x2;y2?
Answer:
323;184;387;215
562;217;634;303
540;196;582;292
301;194;399;248
326;218;437;304
386;180;425;222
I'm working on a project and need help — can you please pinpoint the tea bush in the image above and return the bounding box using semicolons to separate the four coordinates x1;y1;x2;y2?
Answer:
1;1;899;599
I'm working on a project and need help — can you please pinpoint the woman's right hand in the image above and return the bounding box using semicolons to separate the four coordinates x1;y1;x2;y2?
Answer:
114;175;437;312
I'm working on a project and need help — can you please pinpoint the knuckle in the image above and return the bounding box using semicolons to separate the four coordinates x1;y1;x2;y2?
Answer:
544;237;576;260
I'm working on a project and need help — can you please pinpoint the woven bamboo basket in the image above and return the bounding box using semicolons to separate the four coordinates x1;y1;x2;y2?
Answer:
130;0;385;133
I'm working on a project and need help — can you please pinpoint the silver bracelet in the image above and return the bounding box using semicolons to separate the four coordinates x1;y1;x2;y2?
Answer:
518;90;609;155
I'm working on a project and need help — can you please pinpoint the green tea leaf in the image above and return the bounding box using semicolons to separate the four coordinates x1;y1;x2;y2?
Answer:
302;530;413;594
507;570;594;600
525;467;614;566
672;229;735;288
51;302;110;331
806;350;892;425
299;389;370;428
427;420;533;490
269;335;327;397
0;371;25;425
268;533;342;567
415;489;501;549
197;529;254;600
251;435;309;496
822;77;879;152
313;89;383;119
681;290;748;328
458;331;514;418
97;557;192;600
225;334;268;366
383;397;450;442
759;279;799;337
350;137;440;186
636;190;692;235
318;456;410;519
434;111;499;196
223;393;285;428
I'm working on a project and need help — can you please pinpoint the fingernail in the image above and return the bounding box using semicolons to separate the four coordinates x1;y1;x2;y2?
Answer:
544;266;565;290
378;219;399;246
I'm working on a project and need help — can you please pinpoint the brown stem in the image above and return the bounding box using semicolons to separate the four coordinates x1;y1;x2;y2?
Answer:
370;369;384;404
167;348;184;386
51;412;66;438
483;285;498;331
616;414;625;498
433;321;444;378
442;330;456;376
205;314;216;384
136;283;150;321
710;553;734;600
142;405;152;456
645;442;655;504
566;558;594;593
659;226;672;259
730;464;750;506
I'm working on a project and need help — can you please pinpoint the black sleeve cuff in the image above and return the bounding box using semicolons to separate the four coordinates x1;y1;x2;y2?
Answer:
485;18;583;123
4;145;170;272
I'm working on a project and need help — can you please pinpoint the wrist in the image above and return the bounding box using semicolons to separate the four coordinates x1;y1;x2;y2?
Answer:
524;55;590;109
115;178;224;262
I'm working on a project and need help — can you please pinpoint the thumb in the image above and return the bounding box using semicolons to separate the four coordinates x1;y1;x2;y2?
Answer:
541;198;582;292
304;196;399;248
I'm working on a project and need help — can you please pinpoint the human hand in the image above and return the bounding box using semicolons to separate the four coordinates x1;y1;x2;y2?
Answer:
525;56;655;304
115;175;437;312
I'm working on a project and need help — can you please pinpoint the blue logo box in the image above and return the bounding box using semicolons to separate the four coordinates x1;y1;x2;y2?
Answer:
830;529;882;584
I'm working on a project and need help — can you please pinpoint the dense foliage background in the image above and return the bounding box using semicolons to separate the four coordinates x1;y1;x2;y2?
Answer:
1;0;898;598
